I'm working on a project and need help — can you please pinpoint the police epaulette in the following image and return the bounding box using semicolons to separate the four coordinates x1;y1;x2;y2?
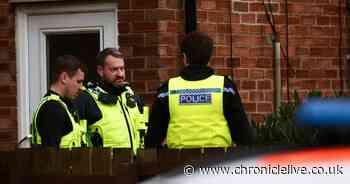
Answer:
86;82;102;96
86;82;97;88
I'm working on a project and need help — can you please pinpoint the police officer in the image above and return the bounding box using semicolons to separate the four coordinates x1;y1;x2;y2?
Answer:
32;55;85;148
75;48;144;155
145;32;253;149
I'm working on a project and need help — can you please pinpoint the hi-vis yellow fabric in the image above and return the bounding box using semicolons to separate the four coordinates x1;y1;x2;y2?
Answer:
32;94;82;148
167;75;232;149
86;86;141;155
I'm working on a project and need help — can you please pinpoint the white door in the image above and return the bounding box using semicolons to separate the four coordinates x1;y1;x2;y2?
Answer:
16;3;118;147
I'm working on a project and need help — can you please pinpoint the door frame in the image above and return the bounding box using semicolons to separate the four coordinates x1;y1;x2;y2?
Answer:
15;2;118;147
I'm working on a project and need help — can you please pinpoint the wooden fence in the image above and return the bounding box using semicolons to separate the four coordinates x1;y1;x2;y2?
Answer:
0;148;243;184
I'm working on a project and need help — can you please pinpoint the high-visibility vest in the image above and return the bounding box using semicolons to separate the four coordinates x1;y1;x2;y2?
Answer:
32;94;82;148
167;75;232;149
78;86;91;147
86;85;141;155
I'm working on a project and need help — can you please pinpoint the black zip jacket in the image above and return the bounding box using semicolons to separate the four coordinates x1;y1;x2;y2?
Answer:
35;90;78;147
145;65;254;148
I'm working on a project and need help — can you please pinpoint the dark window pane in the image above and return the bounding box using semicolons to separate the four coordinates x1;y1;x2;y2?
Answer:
47;33;100;85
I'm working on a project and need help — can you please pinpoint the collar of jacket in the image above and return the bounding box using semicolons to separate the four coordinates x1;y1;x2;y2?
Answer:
45;90;73;108
98;81;127;96
179;65;215;81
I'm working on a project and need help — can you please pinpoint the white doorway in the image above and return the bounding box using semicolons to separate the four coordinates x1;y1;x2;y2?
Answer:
15;3;118;147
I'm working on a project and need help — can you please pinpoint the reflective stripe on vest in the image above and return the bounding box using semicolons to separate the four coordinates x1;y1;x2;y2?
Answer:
31;94;82;148
167;75;232;149
86;86;140;155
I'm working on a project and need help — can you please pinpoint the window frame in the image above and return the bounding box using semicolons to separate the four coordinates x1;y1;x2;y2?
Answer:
15;2;118;147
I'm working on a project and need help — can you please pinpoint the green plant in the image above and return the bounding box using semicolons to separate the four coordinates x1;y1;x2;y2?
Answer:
252;90;320;146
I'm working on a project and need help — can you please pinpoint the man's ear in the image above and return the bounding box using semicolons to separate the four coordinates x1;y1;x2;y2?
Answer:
61;72;68;84
97;65;104;78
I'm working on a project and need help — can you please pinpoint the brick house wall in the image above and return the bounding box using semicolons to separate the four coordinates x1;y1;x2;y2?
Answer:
0;0;17;150
118;0;184;104
194;0;350;122
0;0;348;150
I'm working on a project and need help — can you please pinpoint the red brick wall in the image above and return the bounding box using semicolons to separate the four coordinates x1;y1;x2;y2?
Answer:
118;0;185;104
176;0;349;123
0;0;17;150
0;0;349;149
119;0;350;123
